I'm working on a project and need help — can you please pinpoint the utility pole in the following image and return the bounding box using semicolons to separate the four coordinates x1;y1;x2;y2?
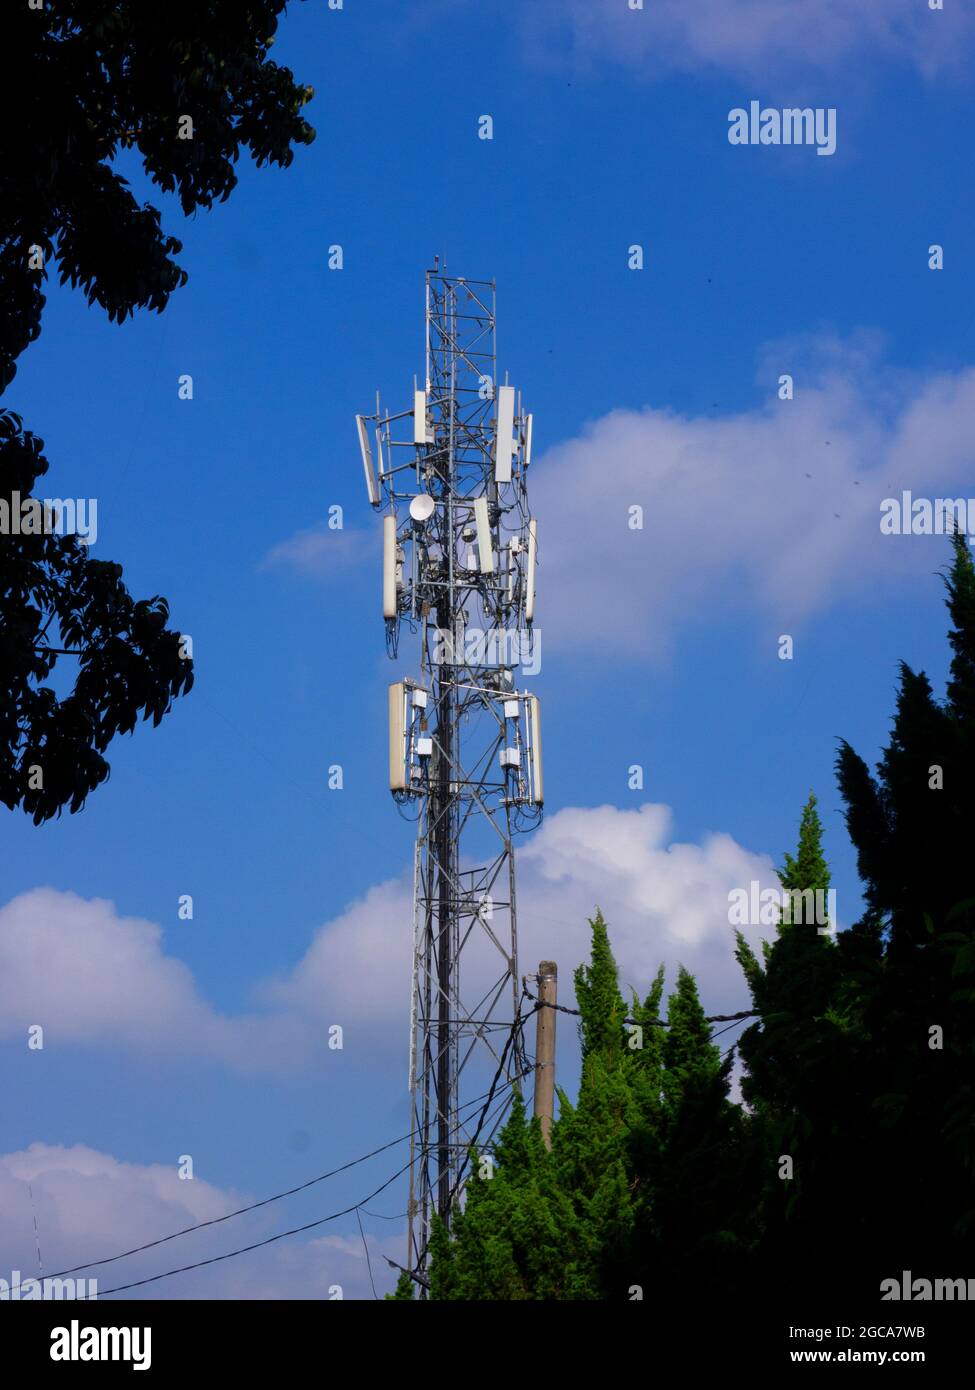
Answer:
356;268;543;1284
532;961;557;1149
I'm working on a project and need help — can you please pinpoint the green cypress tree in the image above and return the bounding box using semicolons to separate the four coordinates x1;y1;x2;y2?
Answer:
734;792;848;1288
945;527;975;726
734;536;975;1293
385;1269;416;1300
552;914;641;1296
573;909;627;1062
429;1093;595;1299
652;969;747;1283
779;793;831;924
830;532;975;1267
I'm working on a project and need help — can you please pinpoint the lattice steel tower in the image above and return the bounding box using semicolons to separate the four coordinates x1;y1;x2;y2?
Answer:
355;268;543;1280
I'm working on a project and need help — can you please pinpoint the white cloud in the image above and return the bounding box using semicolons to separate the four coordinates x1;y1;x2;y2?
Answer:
529;341;975;657
0;889;312;1074
262;523;375;578
0;806;800;1298
265;339;975;660
279;802;783;1035
523;802;779;1011
519;0;973;81
1;804;783;1071
0;1143;401;1300
263;876;413;1045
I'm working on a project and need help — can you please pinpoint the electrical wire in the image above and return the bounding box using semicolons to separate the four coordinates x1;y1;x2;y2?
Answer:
356;1206;379;1300
709;1017;752;1042
19;990;756;1300
85;1161;415;1299
8;1079;513;1293
522;982;758;1029
89;1077;529;1301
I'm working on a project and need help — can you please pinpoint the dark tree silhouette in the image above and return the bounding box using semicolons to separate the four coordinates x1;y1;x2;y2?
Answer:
1;1;315;391
1;2;314;821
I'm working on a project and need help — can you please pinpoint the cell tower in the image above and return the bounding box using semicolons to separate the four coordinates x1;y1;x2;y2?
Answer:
355;268;543;1280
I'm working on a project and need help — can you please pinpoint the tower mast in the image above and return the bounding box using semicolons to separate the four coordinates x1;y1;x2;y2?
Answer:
356;269;543;1281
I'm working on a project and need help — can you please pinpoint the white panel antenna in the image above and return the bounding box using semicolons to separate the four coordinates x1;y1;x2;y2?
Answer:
523;413;533;467
356;415;380;506
388;681;406;791
382;515;399;619
529;695;543;805
413;389;432;445
473;497;494;574
525;518;537;623
494;385;516;482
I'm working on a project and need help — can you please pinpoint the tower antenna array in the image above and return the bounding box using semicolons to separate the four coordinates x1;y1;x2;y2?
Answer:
356;269;543;1279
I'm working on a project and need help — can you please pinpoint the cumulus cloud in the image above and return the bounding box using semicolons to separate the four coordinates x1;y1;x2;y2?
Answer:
0;808;800;1296
279;802;784;1037
0;800;812;1296
519;0;973;81
264;339;975;659
0;1142;401;1299
1;804;786;1070
264;877;412;1041
520;802;777;1008
529;341;975;657
0;889;313;1074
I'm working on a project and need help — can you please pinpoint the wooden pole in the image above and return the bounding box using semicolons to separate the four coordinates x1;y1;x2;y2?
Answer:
532;961;557;1149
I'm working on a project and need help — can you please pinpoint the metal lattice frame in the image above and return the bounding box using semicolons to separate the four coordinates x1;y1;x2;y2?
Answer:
358;270;541;1282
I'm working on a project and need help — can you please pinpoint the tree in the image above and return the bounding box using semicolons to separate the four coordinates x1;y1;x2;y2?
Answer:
430;1094;596;1300
573;908;626;1063
1;1;315;391
429;914;748;1301
1;411;194;821
734;793;849;1282
831;531;975;1263
385;1269;415;1301
737;536;975;1289
629;966;751;1299
419;541;975;1303
1;3;314;820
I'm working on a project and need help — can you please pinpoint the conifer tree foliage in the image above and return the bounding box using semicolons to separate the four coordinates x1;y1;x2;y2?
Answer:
1;4;314;820
652;968;746;1267
831;532;975;1264
429;914;749;1300
432;1094;598;1300
424;538;975;1300
573;908;627;1063
385;1269;415;1301
734;793;847;1275
738;535;975;1284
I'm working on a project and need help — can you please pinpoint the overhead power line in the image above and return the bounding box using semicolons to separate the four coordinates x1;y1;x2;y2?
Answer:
90;1088;523;1301
521;983;758;1029
7;1079;516;1296
86;1161;415;1299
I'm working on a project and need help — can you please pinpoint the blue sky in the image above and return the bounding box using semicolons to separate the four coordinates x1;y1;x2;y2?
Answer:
3;0;974;1299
